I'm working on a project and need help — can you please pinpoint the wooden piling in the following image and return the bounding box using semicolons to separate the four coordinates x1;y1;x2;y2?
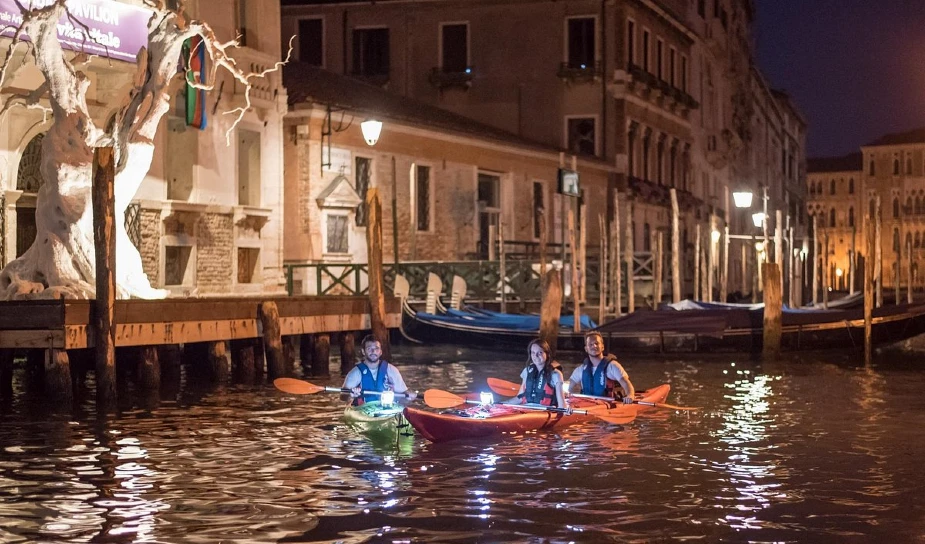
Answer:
45;349;72;406
158;345;182;394
694;224;701;301
625;202;635;313
568;207;580;332
339;331;356;375
0;349;12;399
908;238;914;304
366;188;391;360
298;334;314;376
311;333;331;377
137;345;160;394
822;231;829;309
579;202;587;303
499;221;507;313
613;192;622;316
722;225;730;303
864;220;874;365
539;269;564;358
230;339;256;384
653;230;663;308
598;214;607;321
850;226;857;295
92;146;116;410
762;262;782;361
258;301;285;380
670;188;681;303
209;341;229;383
538;206;547;276
875;195;882;307
812;215;819;306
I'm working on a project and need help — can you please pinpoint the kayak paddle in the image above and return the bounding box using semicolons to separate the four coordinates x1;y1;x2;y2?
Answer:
273;377;416;399
422;388;637;424
486;377;700;411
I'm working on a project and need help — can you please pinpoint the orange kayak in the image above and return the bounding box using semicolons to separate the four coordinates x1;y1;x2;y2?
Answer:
404;384;671;443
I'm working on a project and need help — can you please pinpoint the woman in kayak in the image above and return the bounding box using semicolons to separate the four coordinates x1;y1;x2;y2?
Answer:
343;334;417;405
505;338;568;409
567;331;635;403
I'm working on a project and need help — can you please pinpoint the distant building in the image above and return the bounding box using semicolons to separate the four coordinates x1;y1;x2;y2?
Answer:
280;0;807;305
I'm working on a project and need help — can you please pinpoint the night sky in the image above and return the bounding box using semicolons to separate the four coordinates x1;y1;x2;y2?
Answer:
754;0;925;158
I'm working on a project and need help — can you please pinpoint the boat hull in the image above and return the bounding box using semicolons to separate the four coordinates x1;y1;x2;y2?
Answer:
404;384;671;443
344;401;412;438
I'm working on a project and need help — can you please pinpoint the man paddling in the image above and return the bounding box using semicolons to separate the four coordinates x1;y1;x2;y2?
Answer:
567;332;635;403
343;334;417;405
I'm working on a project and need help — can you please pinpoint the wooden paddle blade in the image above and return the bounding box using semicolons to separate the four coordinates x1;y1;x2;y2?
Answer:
636;400;700;411
486;377;520;396
273;378;324;395
423;389;467;409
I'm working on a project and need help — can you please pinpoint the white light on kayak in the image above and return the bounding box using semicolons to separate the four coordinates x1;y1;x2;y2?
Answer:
381;390;395;406
480;392;494;405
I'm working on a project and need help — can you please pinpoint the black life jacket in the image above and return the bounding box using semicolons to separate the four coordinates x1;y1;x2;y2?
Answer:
522;361;561;407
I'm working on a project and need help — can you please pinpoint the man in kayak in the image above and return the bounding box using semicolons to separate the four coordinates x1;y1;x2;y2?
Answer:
567;332;636;403
343;335;417;405
504;339;568;410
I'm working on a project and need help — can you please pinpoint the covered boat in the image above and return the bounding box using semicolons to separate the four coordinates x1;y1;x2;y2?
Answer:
403;384;671;443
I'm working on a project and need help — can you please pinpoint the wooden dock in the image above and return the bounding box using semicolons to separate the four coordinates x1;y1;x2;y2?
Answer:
0;296;401;402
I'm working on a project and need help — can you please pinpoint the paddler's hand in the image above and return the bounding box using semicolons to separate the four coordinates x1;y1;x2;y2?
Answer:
350;386;362;398
622;396;634;404
564;406;573;416
403;391;417;401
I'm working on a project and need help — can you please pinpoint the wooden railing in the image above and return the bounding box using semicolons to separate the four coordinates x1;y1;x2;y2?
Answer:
284;252;665;303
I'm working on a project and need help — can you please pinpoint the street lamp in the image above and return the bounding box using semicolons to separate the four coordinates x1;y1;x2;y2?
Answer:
751;212;766;229
733;191;753;208
360;119;383;146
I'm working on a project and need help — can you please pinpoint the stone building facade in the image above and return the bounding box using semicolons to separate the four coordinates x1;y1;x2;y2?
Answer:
807;153;863;293
0;0;289;296
280;0;807;302
283;65;614;293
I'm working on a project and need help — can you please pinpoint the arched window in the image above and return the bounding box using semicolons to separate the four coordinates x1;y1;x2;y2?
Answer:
830;208;836;228
849;178;855;194
809;181;815;195
894;158;900;175
830;179;836;195
848;207;855;227
894;198;900;218
16;133;46;193
907;158;914;175
870;160;876;176
817;181;823;194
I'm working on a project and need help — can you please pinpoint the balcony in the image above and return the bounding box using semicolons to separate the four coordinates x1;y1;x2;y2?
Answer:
619;64;699;116
557;61;603;84
428;66;474;91
627;176;704;212
227;47;283;107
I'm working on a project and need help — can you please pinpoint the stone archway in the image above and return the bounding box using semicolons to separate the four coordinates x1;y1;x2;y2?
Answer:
15;133;45;258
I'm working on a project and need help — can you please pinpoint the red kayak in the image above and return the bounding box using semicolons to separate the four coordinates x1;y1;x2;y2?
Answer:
404;384;671;443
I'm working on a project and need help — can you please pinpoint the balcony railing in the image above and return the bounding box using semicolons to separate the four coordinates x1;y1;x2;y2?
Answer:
557;61;603;83
428;66;474;90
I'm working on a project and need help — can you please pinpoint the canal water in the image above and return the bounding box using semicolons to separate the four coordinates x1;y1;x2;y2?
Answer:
2;345;925;543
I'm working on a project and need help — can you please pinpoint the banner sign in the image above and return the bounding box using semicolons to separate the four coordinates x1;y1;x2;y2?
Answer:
558;168;581;197
0;0;152;63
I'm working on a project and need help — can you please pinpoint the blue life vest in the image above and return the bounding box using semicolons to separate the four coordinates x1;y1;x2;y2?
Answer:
354;361;389;405
581;355;619;398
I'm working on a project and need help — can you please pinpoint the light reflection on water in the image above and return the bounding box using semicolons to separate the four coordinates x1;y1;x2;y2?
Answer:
2;345;925;542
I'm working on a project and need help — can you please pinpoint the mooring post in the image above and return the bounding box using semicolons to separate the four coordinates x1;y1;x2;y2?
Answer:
0;349;12;399
762;262;782;361
864;219;875;365
230;339;256;384
366;188;391;360
258;301;285;380
208;341;229;383
137;346;160;394
298;334;314;376
339;331;356;375
539;269;564;359
312;333;331;377
92;146;116;410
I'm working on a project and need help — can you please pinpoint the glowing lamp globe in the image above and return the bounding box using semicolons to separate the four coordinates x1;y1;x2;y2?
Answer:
732;191;753;208
360;119;383;146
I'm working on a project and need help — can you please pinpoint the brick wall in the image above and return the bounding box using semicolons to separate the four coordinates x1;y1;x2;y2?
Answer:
139;209;161;284
196;212;233;292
